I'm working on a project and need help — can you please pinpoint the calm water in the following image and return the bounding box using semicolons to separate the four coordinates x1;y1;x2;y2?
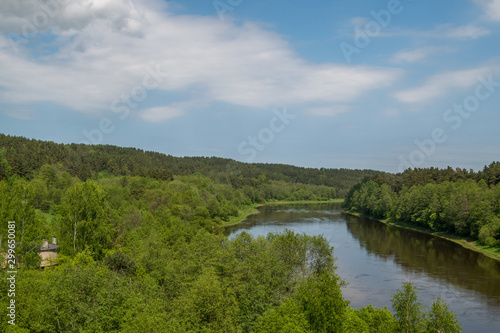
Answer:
225;203;500;333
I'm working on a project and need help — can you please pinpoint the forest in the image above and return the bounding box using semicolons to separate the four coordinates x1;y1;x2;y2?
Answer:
0;134;381;198
343;163;500;248
0;134;461;332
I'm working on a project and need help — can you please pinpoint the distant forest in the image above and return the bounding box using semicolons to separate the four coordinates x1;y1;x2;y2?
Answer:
0;133;381;198
344;163;500;247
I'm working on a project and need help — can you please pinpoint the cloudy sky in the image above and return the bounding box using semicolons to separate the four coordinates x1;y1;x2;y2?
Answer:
0;0;499;172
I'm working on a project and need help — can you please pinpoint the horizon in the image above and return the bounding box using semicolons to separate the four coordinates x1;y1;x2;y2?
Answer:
1;0;499;173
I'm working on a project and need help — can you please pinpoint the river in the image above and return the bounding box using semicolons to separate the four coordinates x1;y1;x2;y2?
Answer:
224;202;500;333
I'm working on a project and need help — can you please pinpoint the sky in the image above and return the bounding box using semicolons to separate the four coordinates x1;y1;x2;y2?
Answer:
0;0;499;173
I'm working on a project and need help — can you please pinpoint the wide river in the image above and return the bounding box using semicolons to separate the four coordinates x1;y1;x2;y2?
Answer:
225;202;500;333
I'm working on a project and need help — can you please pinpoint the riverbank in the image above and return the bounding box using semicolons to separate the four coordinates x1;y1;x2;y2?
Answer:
344;211;500;262
223;199;344;227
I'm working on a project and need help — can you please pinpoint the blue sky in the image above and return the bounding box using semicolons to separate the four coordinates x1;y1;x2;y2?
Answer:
0;0;499;172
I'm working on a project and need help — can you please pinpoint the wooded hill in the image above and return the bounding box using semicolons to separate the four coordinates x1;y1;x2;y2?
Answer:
0;133;381;198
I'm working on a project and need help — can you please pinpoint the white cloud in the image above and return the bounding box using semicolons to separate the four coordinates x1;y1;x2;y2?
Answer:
0;0;401;122
393;66;497;103
1;107;37;120
440;24;490;39
0;0;147;37
305;105;351;117
391;48;431;63
349;16;369;28
476;0;500;21
373;23;490;40
390;46;452;63
139;105;184;122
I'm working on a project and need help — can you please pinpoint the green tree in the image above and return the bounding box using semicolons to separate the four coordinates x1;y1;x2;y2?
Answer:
10;179;38;243
104;249;137;275
296;271;348;333
173;266;239;332
0;179;40;245
425;296;462;333
391;282;425;333
254;298;312;333
0;147;12;181
478;216;500;247
58;181;112;259
342;307;370;333
357;304;398;333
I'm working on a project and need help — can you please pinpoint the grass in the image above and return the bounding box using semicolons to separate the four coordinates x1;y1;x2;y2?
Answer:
222;198;344;227
345;211;500;262
224;204;261;226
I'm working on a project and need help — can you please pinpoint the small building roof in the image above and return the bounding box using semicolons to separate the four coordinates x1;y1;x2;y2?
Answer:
40;239;59;252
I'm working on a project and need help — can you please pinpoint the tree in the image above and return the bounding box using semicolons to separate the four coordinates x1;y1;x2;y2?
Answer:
104;250;137;275
296;271;348;333
357;304;398;333
391;282;425;333
0;147;12;181
173;266;238;332
58;181;112;259
426;296;462;333
10;179;38;243
342;307;370;333
478;216;500;247
254;298;312;333
0;179;39;245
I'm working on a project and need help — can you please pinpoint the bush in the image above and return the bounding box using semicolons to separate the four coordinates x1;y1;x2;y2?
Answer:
478;217;500;246
104;250;137;275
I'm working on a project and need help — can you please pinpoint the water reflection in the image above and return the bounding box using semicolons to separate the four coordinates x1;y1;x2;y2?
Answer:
226;203;500;332
344;213;500;304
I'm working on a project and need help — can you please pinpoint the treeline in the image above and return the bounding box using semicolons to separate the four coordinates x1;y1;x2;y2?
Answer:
344;163;500;247
0;133;382;197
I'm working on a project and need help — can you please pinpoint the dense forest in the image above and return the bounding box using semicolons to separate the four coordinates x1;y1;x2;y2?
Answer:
0;134;461;332
344;163;500;247
0;134;380;198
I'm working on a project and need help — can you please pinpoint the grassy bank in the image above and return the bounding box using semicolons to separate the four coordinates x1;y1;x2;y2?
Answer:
344;211;500;262
223;199;344;227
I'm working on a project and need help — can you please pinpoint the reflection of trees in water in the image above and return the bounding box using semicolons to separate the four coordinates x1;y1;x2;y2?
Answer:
224;203;342;235
344;214;500;301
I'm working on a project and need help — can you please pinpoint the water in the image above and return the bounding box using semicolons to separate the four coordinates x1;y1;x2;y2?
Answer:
225;203;500;333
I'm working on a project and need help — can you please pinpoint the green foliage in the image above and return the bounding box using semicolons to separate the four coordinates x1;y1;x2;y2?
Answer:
0;133;380;198
425;297;462;333
478;217;500;247
0;179;41;248
350;305;398;333
391;282;425;333
104;249;137;275
172;266;239;332
254;298;312;333
389;282;461;333
345;165;500;248
58;181;112;259
296;271;349;333
342;307;370;333
16;241;42;269
0;147;12;181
